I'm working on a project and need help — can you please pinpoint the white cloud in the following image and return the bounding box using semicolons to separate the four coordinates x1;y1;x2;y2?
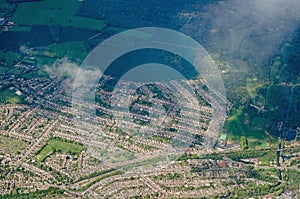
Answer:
44;58;80;79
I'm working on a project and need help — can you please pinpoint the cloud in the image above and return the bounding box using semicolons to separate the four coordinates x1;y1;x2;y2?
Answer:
44;58;80;80
19;45;32;55
181;0;300;65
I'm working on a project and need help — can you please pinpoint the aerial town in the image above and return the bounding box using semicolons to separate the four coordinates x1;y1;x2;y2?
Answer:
0;60;300;198
1;0;300;198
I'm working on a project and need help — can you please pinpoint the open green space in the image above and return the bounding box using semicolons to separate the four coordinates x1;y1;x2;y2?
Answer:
0;87;24;104
0;50;21;66
35;137;86;162
0;135;28;155
225;81;300;141
37;41;88;62
225;108;269;142
225;108;245;139
11;0;105;31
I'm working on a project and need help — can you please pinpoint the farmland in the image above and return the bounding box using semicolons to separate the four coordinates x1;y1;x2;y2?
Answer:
11;0;105;31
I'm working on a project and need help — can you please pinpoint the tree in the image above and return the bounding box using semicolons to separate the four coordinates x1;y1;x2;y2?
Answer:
240;136;248;150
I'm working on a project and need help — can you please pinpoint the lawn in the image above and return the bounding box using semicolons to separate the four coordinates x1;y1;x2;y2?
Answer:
0;88;23;104
11;0;105;31
35;138;86;162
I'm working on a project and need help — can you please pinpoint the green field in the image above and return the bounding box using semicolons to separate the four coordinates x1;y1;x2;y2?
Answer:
0;50;21;66
0;135;28;155
0;88;23;104
38;41;88;61
225;108;244;139
225;108;269;141
35;138;86;162
11;0;105;31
